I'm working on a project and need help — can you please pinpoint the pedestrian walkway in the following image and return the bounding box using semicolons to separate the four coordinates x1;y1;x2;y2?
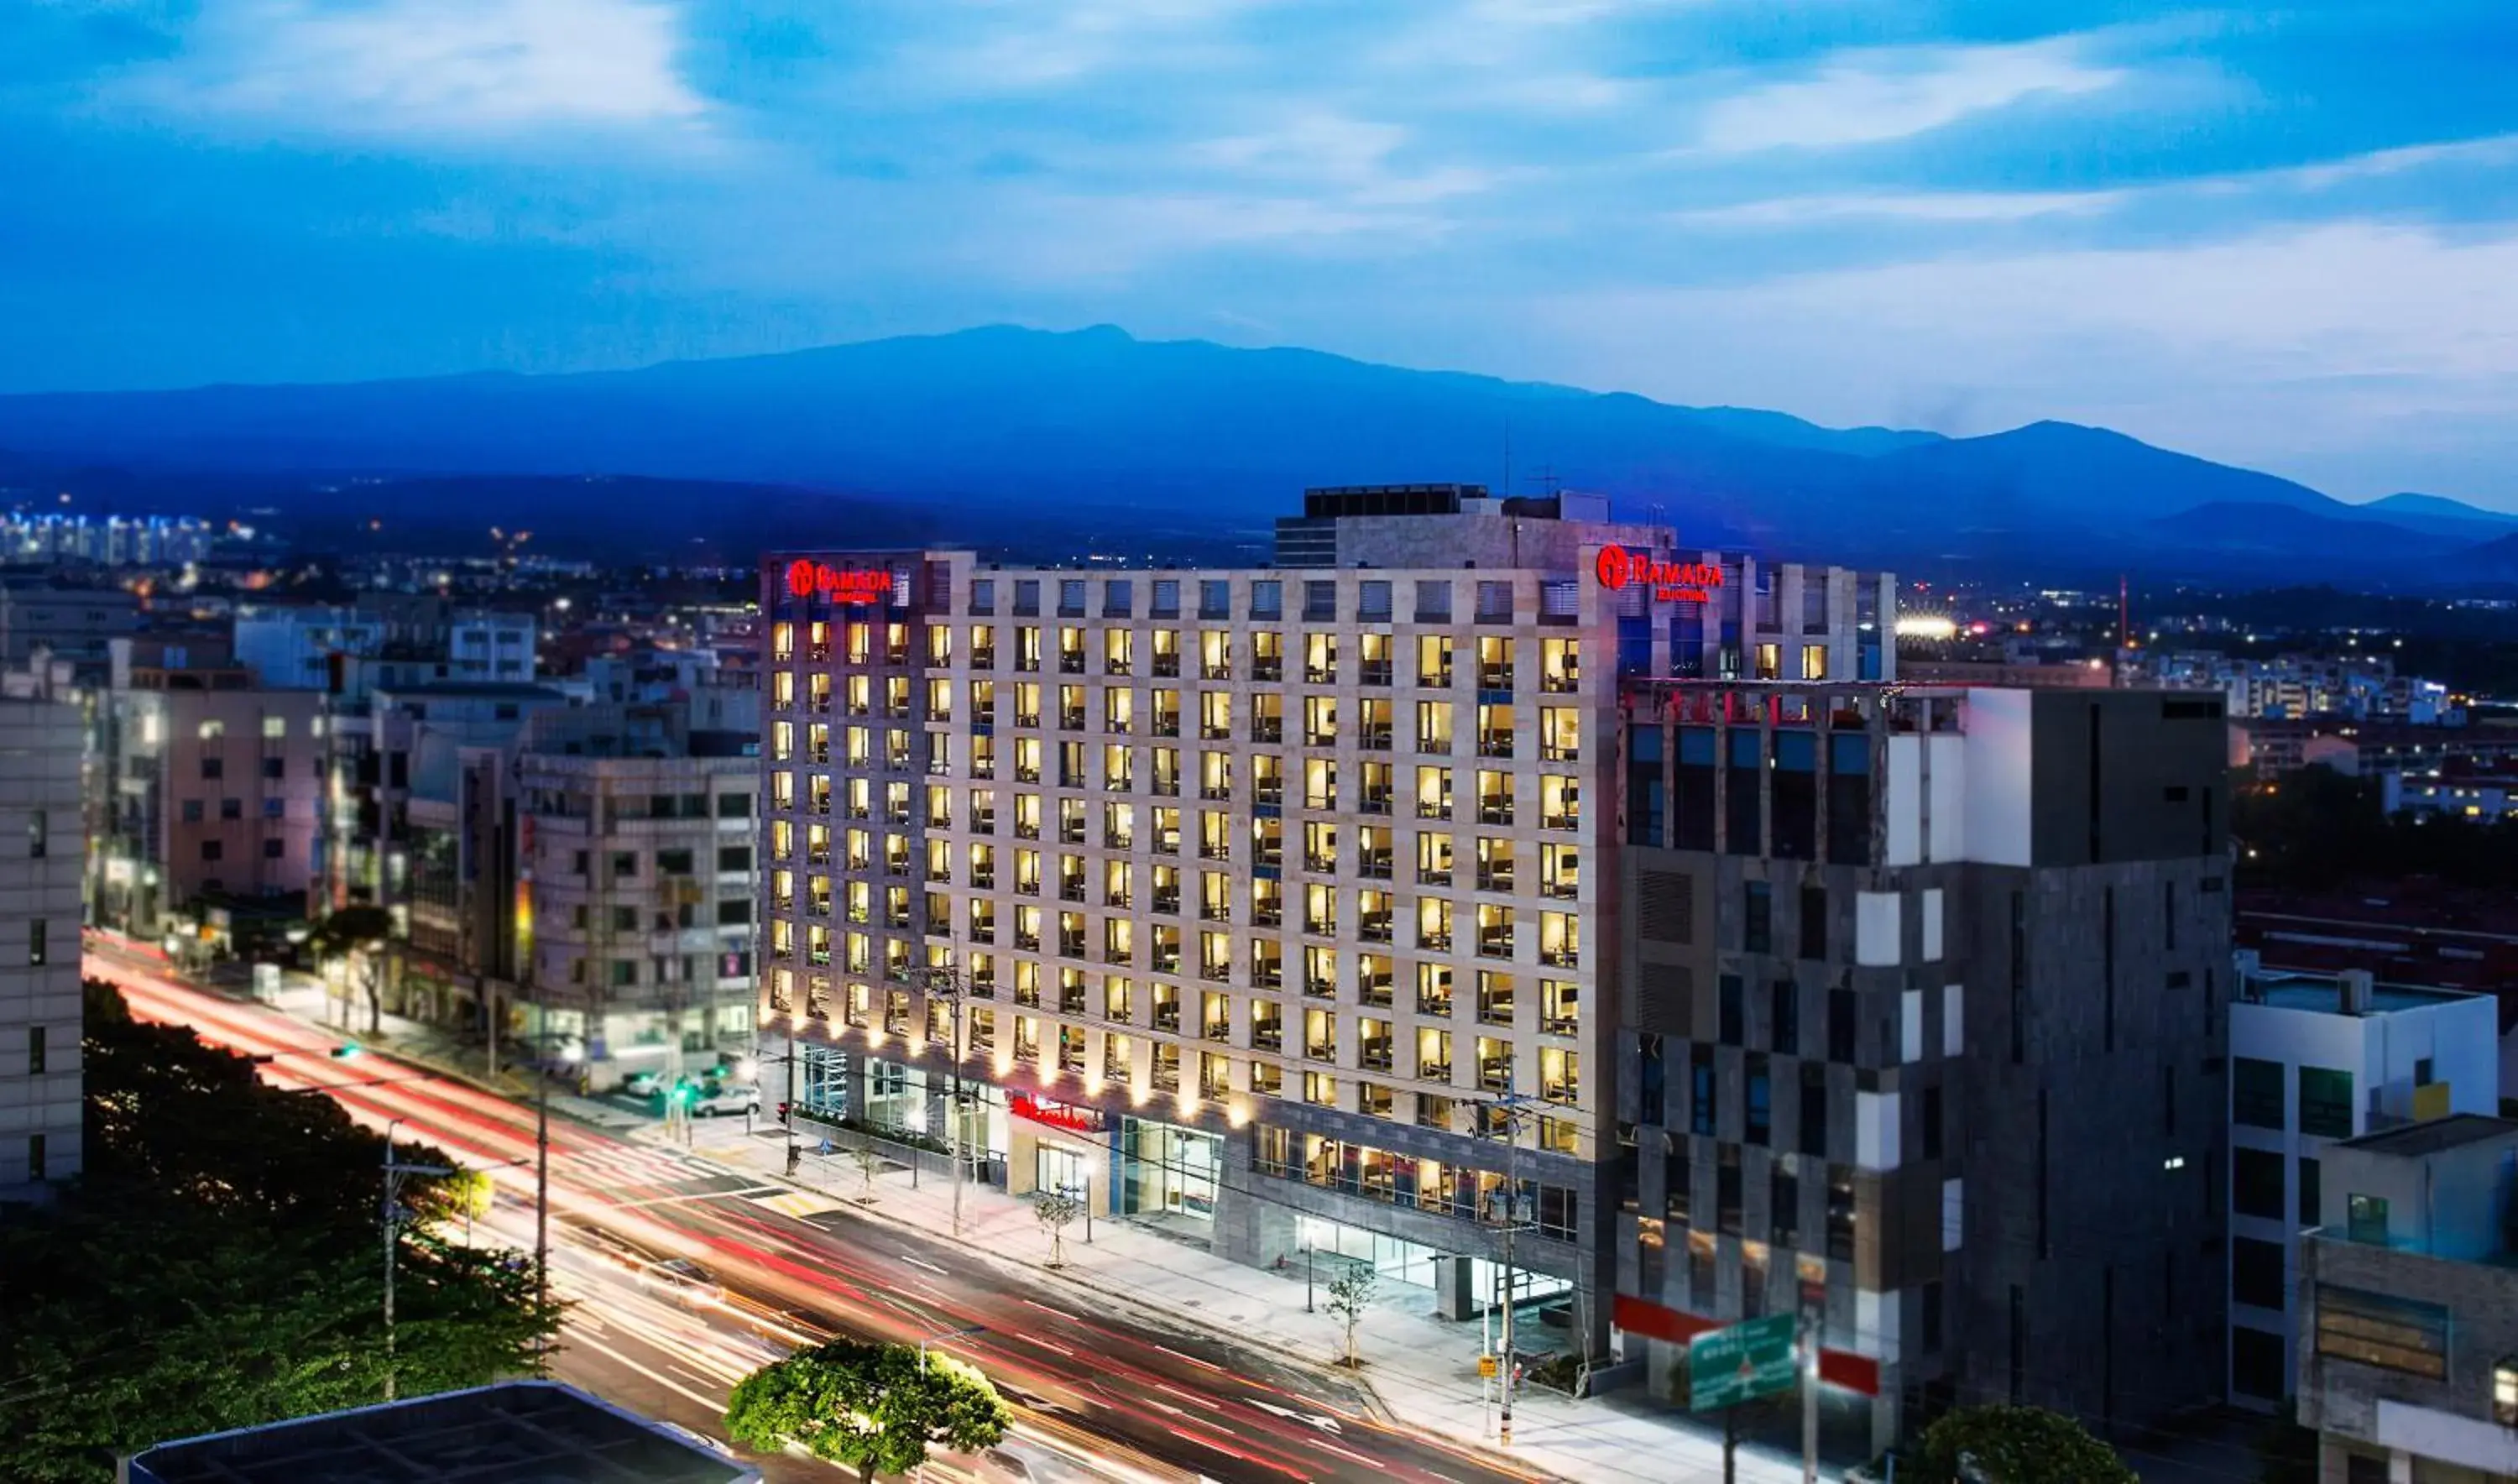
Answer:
678;1122;1818;1484
265;981;656;1131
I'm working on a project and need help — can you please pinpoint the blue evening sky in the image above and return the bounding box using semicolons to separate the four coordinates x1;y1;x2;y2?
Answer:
3;1;2514;503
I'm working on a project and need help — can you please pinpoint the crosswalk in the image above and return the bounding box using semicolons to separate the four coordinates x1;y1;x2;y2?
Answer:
560;1141;733;1190
744;1189;849;1220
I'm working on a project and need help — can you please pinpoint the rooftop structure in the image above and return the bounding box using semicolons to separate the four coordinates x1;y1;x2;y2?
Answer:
124;1380;760;1484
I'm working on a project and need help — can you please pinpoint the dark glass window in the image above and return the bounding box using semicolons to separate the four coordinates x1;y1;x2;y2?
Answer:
1771;980;1799;1055
1743;881;1772;954
1718;975;1745;1045
2233;1058;2286;1129
2232;1236;2287;1309
2300;1067;2355;1140
2233;1147;2286;1220
1798;886;1827;960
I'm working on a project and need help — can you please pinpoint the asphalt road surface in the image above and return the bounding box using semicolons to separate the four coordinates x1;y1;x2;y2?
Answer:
92;944;1541;1484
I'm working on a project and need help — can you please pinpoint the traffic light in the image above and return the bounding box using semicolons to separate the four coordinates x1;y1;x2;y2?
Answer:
331;1042;362;1059
671;1078;697;1107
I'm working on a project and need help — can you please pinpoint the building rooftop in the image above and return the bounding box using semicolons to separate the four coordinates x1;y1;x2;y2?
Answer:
2248;972;2479;1016
2336;1113;2518;1160
126;1381;758;1484
379;682;570;700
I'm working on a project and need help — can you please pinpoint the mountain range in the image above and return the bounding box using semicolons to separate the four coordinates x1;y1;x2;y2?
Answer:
1;323;2512;585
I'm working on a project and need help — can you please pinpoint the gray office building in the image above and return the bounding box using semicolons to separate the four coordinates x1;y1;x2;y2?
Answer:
1612;684;2233;1452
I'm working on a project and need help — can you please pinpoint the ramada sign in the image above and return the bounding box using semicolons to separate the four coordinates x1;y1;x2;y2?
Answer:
784;558;893;605
1595;546;1722;604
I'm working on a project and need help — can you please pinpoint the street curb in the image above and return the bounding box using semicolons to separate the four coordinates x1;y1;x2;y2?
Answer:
673;1128;1572;1484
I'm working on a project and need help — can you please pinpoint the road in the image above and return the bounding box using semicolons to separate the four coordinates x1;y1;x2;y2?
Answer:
90;944;1542;1484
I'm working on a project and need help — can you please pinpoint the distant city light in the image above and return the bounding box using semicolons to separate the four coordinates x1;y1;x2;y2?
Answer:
1894;615;1958;640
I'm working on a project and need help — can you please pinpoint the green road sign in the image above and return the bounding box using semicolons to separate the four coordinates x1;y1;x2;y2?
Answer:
1688;1312;1799;1411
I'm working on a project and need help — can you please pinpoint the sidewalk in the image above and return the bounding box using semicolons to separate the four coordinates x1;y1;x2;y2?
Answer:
264;980;653;1131
680;1121;1817;1484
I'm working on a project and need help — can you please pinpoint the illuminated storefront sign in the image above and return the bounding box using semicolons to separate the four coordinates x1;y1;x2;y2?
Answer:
784;559;894;605
1595;546;1723;604
1009;1092;1107;1135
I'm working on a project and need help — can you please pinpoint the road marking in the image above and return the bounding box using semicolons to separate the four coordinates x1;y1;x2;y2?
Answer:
1015;1334;1079;1357
899;1251;950;1277
1310;1440;1385;1471
566;1331;724;1413
1152;1382;1224;1411
1021;1298;1071;1319
1154;1344;1225;1373
1247;1399;1345;1434
744;1189;844;1220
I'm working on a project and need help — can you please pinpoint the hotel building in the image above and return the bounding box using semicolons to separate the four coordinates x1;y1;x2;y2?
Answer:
758;485;1891;1346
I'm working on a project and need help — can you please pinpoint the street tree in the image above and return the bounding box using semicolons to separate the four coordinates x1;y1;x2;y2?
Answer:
1919;1403;2138;1484
1324;1265;1377;1368
849;1139;885;1201
0;983;556;1483
1032;1187;1084;1267
724;1338;1010;1484
311;904;397;1035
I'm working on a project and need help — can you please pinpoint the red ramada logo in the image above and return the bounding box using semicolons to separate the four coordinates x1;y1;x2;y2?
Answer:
1595;546;1721;601
784;559;893;604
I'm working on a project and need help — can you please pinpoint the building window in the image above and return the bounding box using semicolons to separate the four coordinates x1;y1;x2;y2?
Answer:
2232;1057;2286;1129
28;919;44;967
2299;1067;2355;1140
2231;1236;2286;1309
27;1025;44;1074
2495;1361;2518;1426
2233;1147;2285;1221
1743;881;1771;954
2346;1194;2390;1246
27;809;44;859
26;1133;43;1183
2299;1156;2321;1228
2230;1326;2286;1401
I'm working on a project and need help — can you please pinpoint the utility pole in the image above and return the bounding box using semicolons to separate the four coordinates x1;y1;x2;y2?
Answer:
784;1038;802;1177
381;1119;452;1403
1473;1067;1542;1449
1801;1295;1821;1484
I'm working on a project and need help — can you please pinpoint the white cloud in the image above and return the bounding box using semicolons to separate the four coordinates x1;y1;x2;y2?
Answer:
124;0;705;138
1669;189;2129;226
1691;36;2127;154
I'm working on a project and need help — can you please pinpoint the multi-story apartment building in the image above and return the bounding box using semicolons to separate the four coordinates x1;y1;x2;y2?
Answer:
90;641;325;943
0;696;85;1199
758;487;1892;1356
0;581;141;682
517;738;759;1090
2299;1115;2518;1482
1613;685;2233;1451
2226;959;2498;1410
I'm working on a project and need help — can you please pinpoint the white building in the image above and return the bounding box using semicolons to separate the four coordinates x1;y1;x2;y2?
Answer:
756;486;1893;1356
2227;955;2500;1408
2380;763;2518;823
0;697;86;1198
238;604;537;691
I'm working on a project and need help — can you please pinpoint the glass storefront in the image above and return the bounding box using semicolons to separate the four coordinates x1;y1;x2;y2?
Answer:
1293;1213;1572;1306
1036;1143;1090;1200
1119;1116;1220;1222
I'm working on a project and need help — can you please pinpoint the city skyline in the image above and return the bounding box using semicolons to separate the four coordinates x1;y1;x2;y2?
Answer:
3;2;2515;504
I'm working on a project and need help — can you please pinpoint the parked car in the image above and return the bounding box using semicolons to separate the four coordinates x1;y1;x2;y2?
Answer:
690;1082;762;1118
620;1069;664;1099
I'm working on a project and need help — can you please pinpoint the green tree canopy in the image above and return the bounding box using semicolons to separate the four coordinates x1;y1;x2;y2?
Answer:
1920;1404;2138;1484
0;981;556;1483
724;1338;1011;1484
